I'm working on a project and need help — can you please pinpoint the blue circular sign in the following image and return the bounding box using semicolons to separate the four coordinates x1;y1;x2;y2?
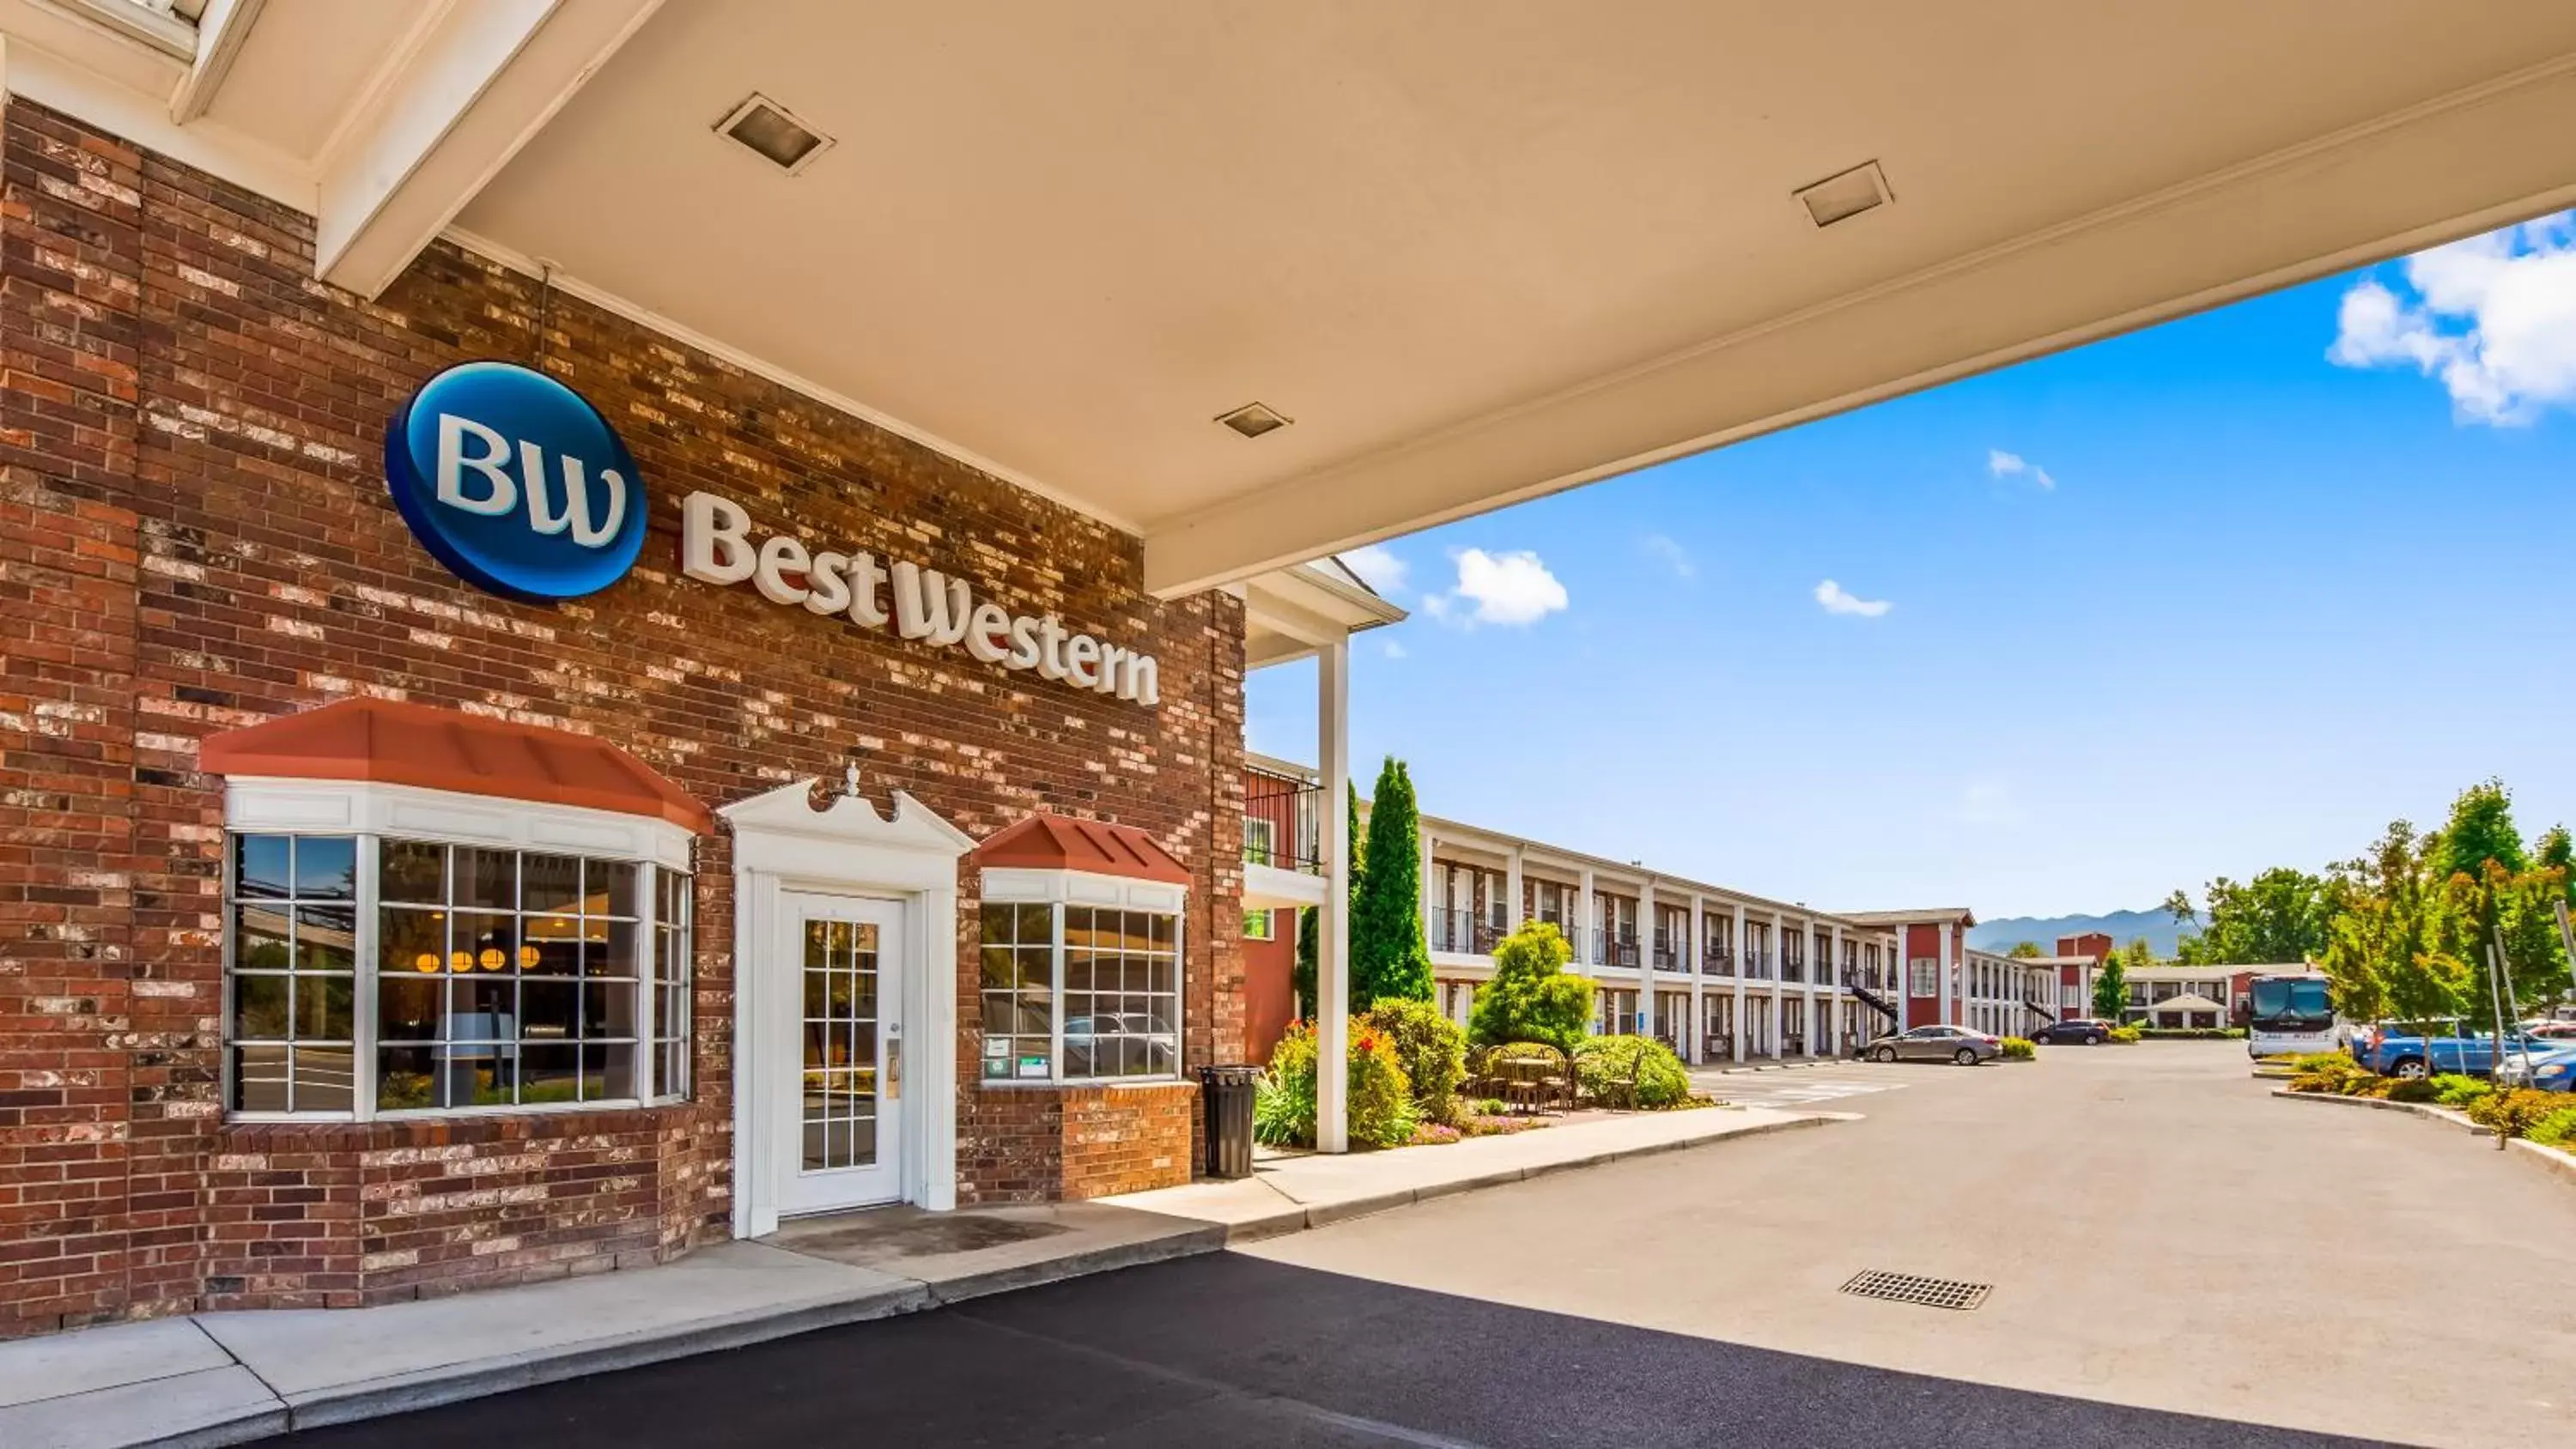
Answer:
384;361;647;603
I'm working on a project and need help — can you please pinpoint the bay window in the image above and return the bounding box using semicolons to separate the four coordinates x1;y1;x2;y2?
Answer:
226;832;692;1118
977;901;1182;1083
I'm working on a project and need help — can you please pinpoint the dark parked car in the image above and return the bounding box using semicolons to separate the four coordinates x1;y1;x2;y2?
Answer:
2031;1017;2113;1045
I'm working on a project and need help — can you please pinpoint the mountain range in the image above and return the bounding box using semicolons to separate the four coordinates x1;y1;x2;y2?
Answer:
1965;909;2184;958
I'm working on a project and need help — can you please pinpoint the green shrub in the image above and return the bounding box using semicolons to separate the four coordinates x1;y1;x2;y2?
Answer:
1360;998;1467;1124
1468;921;1595;1054
2466;1088;2565;1139
2383;1076;2444;1103
2287;1052;2352;1075
2287;1057;2370;1094
2106;1025;2143;1045
2431;1075;2493;1109
1252;1018;1417;1149
1999;1036;2035;1060
1573;1034;1692;1109
2528;1106;2576;1148
2134;1027;2247;1040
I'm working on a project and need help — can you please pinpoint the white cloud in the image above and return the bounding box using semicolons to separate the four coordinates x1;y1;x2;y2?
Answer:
1423;548;1568;627
1339;543;1408;595
1382;638;1407;659
1813;579;1891;618
2328;212;2576;424
1986;448;2055;489
1640;533;1693;578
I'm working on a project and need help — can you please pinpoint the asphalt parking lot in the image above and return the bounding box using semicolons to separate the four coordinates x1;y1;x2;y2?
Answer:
290;1042;2576;1448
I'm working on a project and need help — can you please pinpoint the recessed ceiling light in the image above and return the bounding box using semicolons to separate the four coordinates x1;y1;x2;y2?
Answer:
714;94;834;176
1216;402;1292;439
1795;161;1893;228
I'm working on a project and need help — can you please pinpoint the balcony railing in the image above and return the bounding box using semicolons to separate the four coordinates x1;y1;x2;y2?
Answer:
1431;906;1510;956
1651;932;1686;972
1742;949;1771;979
1594;929;1641;969
1700;945;1734;976
1782;956;1806;985
1242;770;1321;875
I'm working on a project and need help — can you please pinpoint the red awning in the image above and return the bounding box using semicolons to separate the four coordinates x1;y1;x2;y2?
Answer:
973;812;1191;885
200;698;712;833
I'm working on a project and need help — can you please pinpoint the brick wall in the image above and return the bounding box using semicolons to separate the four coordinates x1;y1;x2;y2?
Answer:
0;99;1243;1334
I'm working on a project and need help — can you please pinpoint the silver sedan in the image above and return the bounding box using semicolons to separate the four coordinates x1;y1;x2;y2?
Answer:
1864;1025;2002;1065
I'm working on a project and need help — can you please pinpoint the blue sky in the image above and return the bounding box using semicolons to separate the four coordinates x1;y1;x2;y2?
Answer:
1247;217;2576;919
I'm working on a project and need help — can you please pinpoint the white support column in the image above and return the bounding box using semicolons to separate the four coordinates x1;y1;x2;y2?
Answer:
1687;891;1705;1065
1637;878;1658;1045
1419;827;1438;953
1731;902;1747;1064
1316;637;1351;1154
1505;846;1525;939
1831;921;1845;1055
1577;866;1596;967
1771;910;1785;1058
1801;919;1819;1058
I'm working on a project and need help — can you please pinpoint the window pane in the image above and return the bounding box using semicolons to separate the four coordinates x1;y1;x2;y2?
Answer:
582;981;637;1039
381;840;447;904
234;906;292;971
377;1045;434;1111
592;919;641;979
980;945;1015;990
979;902;1014;947
519;1044;580;1104
452;912;516;975
296;906;357;973
585;1041;635;1100
234;836;291;900
520;979;578;1043
293;1046;355;1111
234;973;289;1040
591;861;638;919
451;973;514;1038
522;915;583;975
522;854;583;916
295;973;353;1040
233;1045;289;1111
457;848;516;912
379;973;440;1043
292;837;357;900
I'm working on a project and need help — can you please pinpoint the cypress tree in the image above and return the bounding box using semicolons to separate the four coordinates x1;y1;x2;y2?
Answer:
1353;757;1435;1004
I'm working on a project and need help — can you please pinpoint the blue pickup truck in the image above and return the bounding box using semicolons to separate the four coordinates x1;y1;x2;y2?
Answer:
2350;1021;2550;1079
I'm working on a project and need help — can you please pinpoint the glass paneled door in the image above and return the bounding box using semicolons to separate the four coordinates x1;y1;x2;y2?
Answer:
778;893;903;1215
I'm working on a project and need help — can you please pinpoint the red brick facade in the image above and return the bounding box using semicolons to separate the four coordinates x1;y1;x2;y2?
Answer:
0;99;1245;1335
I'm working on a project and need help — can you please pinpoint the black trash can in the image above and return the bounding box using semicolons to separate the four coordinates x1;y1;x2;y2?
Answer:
1198;1064;1261;1179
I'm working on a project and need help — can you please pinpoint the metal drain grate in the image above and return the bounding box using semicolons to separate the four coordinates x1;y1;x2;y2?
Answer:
1839;1270;1990;1312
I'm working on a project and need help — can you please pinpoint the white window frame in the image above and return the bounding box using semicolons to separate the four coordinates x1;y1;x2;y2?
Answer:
221;776;696;1124
1908;957;1940;997
979;864;1188;1088
1242;906;1275;942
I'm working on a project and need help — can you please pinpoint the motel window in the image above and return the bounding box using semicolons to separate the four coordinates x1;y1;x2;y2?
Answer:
227;834;691;1118
978;903;1182;1084
1243;907;1275;942
1908;957;1939;997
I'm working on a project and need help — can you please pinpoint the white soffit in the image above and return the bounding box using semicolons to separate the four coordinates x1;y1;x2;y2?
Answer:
446;0;2576;594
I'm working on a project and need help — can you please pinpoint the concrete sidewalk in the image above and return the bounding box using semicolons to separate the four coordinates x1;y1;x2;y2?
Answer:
1106;1102;1840;1238
0;1104;1843;1449
0;1202;1219;1449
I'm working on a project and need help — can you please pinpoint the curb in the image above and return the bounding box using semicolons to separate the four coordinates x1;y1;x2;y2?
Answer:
2269;1088;2576;1195
115;1224;1236;1446
2269;1087;2490;1135
277;1282;937;1432
1217;1114;1843;1243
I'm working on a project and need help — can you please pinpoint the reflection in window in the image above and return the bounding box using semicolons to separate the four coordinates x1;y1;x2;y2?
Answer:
228;835;357;1113
224;833;690;1118
976;902;1182;1083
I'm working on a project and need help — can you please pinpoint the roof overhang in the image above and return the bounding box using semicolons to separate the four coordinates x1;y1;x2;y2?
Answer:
1242;560;1407;670
14;2;2576;595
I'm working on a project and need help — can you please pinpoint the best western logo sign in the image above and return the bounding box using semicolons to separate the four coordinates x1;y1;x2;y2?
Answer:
385;361;1159;707
680;494;1160;706
384;361;646;603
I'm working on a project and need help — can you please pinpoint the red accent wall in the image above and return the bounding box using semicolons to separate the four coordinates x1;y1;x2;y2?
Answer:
1904;923;1941;1028
1244;913;1297;1064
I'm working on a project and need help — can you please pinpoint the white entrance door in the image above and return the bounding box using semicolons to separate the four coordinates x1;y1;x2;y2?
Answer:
776;892;904;1216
